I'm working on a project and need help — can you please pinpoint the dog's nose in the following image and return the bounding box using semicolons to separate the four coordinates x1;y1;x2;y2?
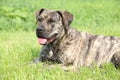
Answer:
36;26;45;32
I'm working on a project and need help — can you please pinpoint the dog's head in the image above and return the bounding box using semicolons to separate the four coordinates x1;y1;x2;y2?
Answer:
35;8;73;45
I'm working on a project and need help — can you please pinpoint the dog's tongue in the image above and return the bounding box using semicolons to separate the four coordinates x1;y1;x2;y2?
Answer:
38;38;47;44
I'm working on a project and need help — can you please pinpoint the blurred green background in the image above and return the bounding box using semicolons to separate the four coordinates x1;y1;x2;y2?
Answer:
0;0;120;35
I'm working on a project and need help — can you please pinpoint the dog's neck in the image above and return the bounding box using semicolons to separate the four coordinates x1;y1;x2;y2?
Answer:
50;27;78;47
52;28;66;45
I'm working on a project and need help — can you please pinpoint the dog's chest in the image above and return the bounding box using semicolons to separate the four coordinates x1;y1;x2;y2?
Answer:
51;46;75;64
50;39;79;64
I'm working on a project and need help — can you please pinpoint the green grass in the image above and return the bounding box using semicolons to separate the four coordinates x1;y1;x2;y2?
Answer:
0;31;120;80
0;0;120;80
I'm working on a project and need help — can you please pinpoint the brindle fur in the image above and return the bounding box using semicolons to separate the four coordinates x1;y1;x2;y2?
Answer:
35;8;120;70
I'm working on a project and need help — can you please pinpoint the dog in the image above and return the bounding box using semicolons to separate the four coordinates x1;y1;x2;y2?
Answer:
34;8;120;70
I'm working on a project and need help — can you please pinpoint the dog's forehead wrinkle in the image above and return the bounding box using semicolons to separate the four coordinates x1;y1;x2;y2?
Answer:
40;13;48;19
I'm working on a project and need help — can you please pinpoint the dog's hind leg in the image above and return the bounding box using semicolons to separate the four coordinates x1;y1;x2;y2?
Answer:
111;52;120;68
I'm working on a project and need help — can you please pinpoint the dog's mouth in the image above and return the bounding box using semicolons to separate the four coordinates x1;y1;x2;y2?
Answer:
38;34;57;45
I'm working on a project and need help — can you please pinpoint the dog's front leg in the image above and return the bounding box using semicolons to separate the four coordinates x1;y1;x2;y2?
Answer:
33;45;52;64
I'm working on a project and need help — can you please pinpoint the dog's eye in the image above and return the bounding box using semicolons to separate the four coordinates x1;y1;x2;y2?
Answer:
38;18;43;22
49;19;56;23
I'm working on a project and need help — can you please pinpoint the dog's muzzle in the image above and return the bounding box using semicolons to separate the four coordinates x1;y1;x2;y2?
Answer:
36;28;57;45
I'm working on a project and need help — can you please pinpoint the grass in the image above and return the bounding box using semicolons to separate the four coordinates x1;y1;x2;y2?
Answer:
0;0;120;80
0;31;120;80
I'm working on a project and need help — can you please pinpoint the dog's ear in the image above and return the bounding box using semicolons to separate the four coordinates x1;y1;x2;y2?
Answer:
35;8;45;24
36;8;45;18
57;10;73;33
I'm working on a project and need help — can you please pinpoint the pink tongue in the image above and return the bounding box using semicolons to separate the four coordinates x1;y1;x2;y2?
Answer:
38;38;47;44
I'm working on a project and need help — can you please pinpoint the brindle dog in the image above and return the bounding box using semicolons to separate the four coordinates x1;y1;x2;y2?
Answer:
34;8;120;70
